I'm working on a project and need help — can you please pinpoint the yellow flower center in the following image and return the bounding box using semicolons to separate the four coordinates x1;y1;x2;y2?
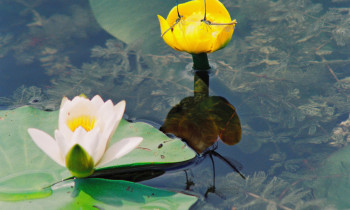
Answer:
67;115;96;132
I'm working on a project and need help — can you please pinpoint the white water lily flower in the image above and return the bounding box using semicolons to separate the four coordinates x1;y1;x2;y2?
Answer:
28;95;143;178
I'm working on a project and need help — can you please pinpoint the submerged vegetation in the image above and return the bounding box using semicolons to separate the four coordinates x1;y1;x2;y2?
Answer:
0;0;350;208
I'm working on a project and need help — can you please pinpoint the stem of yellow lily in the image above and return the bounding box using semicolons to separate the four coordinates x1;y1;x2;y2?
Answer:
192;53;210;71
192;53;210;99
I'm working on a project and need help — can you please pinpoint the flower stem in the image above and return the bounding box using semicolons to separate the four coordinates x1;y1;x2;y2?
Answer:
192;53;210;71
192;53;210;99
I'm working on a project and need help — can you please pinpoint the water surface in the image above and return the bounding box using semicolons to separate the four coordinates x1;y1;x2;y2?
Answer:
1;0;350;209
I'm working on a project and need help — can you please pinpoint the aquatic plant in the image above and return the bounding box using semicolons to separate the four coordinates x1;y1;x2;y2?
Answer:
1;0;350;208
46;38;193;122
187;170;326;209
158;0;237;54
0;85;45;109
27;95;143;178
0;33;13;58
0;106;197;208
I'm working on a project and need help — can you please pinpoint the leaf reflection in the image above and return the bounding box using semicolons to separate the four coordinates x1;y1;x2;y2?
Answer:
160;69;241;154
160;59;246;194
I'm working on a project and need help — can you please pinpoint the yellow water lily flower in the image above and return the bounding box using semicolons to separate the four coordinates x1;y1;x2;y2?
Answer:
28;95;143;178
157;0;236;54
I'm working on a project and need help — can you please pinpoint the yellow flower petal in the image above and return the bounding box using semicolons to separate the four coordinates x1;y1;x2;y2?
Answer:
211;20;236;52
204;0;231;21
158;0;236;54
157;15;179;51
167;0;201;25
181;21;213;53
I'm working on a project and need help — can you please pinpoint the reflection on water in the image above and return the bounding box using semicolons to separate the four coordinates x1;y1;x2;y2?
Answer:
160;65;246;197
1;0;350;208
161;69;241;154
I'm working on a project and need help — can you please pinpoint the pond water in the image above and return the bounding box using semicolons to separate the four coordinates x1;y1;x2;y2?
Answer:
1;0;350;209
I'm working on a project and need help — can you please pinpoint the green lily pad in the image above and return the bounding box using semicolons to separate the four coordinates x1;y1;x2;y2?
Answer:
89;0;173;53
0;178;197;209
313;145;350;208
109;116;196;166
0;106;196;207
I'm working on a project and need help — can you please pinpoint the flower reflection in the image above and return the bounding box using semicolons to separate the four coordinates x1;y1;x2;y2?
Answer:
160;66;246;187
160;63;242;155
160;95;241;154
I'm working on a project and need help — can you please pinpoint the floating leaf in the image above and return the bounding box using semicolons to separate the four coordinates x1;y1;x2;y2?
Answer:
0;178;197;209
313;145;350;208
89;0;172;53
0;106;196;207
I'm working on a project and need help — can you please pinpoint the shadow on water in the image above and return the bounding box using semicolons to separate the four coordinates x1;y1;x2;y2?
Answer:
83;53;246;201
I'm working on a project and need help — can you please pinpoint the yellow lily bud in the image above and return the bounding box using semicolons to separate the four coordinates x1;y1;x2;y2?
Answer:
158;0;236;54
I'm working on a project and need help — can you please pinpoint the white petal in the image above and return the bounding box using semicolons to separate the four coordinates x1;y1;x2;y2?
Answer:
58;123;73;142
114;100;126;118
93;110;122;162
55;130;71;158
71;95;90;104
93;128;112;163
60;96;97;119
71;126;87;145
27;128;65;166
78;127;101;161
93;100;126;162
96;137;143;167
60;96;70;109
97;100;114;122
63;101;98;120
58;103;73;140
91;95;104;108
101;100;126;139
102;110;121;139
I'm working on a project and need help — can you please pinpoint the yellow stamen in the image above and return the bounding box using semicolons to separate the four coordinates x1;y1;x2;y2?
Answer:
67;115;96;132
